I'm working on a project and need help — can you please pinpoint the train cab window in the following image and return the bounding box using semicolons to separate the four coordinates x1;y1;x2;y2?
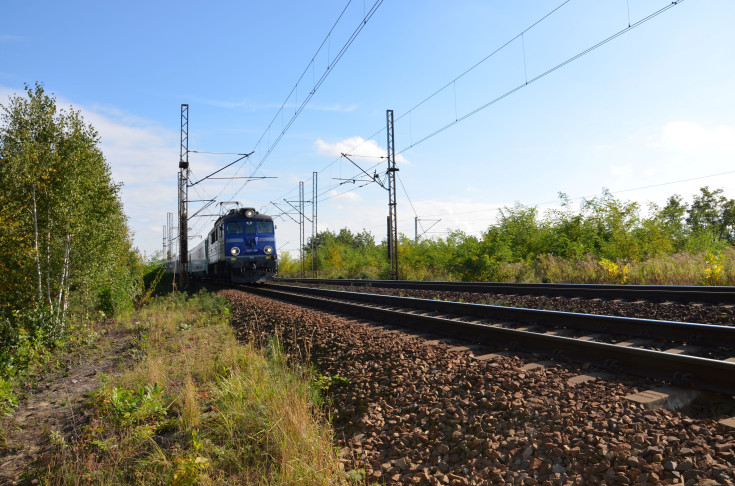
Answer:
226;222;244;235
210;231;216;244
244;221;256;235
257;221;274;234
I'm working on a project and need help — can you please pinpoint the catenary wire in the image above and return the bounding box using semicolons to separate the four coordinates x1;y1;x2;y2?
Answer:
398;0;685;154
261;0;573;218
394;0;572;125
234;1;688;240
228;0;386;204
192;1;384;216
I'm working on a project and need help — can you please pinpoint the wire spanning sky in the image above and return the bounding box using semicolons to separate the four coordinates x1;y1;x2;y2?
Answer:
1;1;734;258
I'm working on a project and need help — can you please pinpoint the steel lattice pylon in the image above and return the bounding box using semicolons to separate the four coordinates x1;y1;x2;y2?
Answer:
167;212;174;262
178;104;189;287
312;171;318;278
386;109;399;280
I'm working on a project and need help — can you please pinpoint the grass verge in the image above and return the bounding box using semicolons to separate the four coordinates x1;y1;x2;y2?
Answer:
43;289;348;485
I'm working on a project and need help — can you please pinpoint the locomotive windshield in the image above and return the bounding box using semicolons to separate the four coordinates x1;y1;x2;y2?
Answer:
226;222;243;235
226;220;273;235
257;221;274;234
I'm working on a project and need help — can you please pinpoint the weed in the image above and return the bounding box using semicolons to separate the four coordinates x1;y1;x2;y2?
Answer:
96;383;169;429
43;290;347;485
314;373;350;393
48;430;67;450
0;378;18;417
345;468;366;482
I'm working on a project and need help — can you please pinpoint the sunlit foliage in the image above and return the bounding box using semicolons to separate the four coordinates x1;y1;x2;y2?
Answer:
0;83;141;384
286;187;735;285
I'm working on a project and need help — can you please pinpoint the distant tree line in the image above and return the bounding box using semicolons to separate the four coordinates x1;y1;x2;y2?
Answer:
280;187;735;285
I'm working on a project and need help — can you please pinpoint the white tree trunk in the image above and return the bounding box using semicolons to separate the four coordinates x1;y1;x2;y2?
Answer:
56;232;71;317
61;247;71;322
46;215;53;309
32;186;43;303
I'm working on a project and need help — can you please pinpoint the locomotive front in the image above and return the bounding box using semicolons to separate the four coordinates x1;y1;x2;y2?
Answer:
221;208;278;283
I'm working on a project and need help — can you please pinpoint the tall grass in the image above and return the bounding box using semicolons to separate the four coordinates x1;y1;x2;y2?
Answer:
285;249;735;286
532;248;735;285
44;290;347;485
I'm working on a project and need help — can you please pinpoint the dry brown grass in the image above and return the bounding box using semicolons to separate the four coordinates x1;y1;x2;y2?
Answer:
43;290;349;485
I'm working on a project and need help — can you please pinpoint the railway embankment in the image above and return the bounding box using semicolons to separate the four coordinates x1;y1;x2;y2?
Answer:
224;288;735;485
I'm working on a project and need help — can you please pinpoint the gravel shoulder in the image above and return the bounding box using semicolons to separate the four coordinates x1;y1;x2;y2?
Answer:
224;288;735;485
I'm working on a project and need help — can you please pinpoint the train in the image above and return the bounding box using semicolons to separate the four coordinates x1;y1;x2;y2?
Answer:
187;207;278;283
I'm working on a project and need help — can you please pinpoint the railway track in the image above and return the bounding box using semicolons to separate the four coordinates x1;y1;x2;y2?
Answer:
276;277;735;305
247;283;735;396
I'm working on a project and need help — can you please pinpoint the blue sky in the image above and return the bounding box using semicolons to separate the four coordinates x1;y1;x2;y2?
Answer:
2;0;734;259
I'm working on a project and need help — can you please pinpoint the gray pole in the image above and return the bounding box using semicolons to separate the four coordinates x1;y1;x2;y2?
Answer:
167;211;174;262
299;181;305;278
312;171;318;278
386;109;399;280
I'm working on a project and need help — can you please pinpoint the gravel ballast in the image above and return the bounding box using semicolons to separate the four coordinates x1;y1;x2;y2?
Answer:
222;289;735;485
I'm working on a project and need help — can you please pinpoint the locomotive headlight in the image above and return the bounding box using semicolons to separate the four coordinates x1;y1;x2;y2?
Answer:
245;209;256;218
231;246;241;256
263;245;273;255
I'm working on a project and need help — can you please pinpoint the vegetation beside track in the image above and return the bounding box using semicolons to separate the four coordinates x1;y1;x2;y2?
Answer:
0;83;146;418
280;188;735;285
39;290;347;485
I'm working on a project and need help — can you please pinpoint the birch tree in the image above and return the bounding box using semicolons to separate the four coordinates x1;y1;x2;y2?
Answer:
0;83;139;329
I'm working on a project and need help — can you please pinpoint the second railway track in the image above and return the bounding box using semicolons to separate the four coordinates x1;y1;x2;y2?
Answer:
277;278;735;305
246;283;735;396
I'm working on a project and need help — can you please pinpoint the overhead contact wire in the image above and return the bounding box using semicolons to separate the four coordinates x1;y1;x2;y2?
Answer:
231;0;386;205
399;0;685;154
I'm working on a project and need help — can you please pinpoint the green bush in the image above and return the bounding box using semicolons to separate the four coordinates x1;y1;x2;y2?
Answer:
282;188;735;283
0;306;65;379
0;377;18;417
96;383;169;428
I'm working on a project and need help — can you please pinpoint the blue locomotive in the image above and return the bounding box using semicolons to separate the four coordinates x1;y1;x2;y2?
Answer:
188;207;278;283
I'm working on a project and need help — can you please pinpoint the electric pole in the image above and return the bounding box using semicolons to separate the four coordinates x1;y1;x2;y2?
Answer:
299;181;305;278
415;217;441;243
312;171;318;278
284;184;312;279
177;104;189;288
167;212;174;262
386;109;399;280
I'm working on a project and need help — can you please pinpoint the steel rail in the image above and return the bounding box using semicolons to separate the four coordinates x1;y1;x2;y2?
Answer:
245;284;735;395
267;283;735;347
276;278;735;304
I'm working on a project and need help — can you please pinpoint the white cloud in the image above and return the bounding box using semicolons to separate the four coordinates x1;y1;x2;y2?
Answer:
82;111;180;255
660;121;735;154
0;85;22;102
314;136;410;165
610;164;632;175
326;189;362;202
1;85;182;255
